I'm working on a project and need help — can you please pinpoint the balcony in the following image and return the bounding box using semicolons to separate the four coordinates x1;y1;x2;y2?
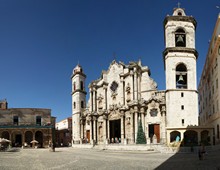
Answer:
0;122;54;129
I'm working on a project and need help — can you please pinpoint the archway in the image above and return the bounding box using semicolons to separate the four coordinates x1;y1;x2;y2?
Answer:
12;131;22;147
170;131;181;143
201;130;210;145
35;131;43;148
1;131;10;139
184;130;198;146
25;131;33;146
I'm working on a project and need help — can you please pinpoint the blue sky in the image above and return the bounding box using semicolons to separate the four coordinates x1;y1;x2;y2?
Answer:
0;0;219;122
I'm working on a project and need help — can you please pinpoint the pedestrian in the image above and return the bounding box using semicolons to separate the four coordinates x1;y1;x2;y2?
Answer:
198;143;205;160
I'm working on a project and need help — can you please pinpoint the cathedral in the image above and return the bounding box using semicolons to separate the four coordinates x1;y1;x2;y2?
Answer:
71;7;212;146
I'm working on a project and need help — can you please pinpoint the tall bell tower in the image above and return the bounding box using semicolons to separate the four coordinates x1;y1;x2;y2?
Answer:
163;6;198;128
71;64;86;144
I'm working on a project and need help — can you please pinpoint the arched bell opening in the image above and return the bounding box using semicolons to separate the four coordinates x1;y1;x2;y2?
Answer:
176;63;187;89
175;28;186;47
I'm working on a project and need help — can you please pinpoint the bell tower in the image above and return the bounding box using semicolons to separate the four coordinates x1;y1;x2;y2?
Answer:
163;7;198;127
71;64;86;144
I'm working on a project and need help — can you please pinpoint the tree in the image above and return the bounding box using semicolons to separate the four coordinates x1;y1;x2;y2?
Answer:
136;117;146;144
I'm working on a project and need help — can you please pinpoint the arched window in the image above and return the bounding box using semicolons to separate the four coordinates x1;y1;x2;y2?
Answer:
176;63;187;89
73;82;76;91
80;81;83;90
175;28;186;47
74;102;76;109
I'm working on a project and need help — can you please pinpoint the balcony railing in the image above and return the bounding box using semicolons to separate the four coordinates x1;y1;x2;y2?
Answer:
0;122;54;128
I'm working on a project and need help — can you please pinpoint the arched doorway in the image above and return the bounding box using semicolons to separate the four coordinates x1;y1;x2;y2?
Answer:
1;131;10;139
12;131;22;147
25;131;33;146
170;131;181;143
35;131;43;148
201;130;210;145
184;130;198;146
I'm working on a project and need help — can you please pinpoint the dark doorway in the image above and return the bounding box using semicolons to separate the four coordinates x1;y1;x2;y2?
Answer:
25;131;33;146
148;124;160;143
35;131;43;147
110;119;121;143
15;134;22;147
184;130;198;146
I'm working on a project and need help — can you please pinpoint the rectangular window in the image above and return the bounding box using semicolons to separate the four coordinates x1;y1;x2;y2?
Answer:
36;116;41;126
13;116;19;125
80;81;84;90
182;119;184;126
81;101;84;108
181;105;184;110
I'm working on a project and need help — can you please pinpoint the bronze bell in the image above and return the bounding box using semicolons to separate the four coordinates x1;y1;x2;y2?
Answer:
177;35;184;44
178;74;184;84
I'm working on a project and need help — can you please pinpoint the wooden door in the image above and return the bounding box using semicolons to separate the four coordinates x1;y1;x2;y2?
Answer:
86;130;90;143
154;124;160;143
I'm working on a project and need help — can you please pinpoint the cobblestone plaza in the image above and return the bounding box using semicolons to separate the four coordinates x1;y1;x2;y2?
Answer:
0;147;220;170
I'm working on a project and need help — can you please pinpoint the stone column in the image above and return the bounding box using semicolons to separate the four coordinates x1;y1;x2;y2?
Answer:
103;115;107;144
93;90;96;112
134;68;138;100
140;108;145;132
161;106;166;144
134;110;138;143
120;78;125;105
22;131;25;147
138;71;141;100
130;111;134;144
80;120;83;143
97;121;100;144
93;117;97;144
103;85;107;110
89;119;93;143
180;131;184;145
130;70;134;101
120;111;124;144
95;90;97;111
107;119;110;143
90;89;93;112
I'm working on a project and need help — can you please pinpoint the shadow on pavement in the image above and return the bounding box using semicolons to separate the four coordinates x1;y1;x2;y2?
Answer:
155;146;220;170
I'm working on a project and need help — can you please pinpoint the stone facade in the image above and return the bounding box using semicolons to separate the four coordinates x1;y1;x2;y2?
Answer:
72;61;166;144
72;7;213;146
56;117;72;146
198;14;220;145
0;100;56;148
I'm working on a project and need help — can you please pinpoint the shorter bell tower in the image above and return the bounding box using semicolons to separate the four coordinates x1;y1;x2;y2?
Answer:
71;64;86;144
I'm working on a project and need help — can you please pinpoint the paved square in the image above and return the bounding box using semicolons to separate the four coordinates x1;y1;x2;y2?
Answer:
0;147;220;170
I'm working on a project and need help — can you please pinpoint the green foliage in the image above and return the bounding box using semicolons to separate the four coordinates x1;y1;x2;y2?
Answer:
136;118;146;144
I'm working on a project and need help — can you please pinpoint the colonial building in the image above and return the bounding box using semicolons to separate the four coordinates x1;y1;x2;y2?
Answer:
72;7;213;146
56;117;72;146
0;99;56;148
198;14;220;145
